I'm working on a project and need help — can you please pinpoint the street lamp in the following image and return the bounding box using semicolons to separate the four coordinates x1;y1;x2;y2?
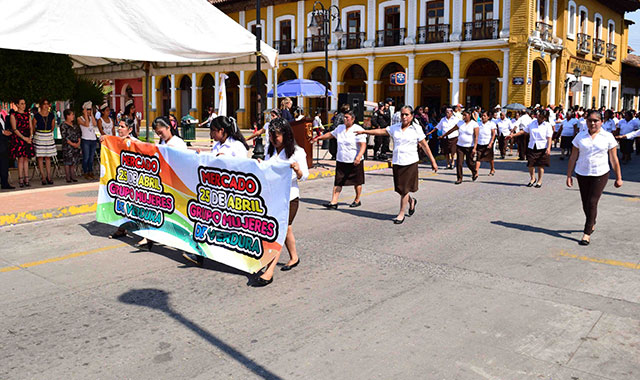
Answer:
308;1;343;123
252;0;265;159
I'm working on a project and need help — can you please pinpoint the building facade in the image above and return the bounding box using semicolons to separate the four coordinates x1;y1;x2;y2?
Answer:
141;0;639;127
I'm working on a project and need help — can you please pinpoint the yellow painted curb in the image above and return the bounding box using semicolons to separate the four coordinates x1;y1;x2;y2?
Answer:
0;203;97;227
307;162;392;180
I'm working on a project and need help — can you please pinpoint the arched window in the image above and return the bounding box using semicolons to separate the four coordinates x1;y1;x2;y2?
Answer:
567;1;576;39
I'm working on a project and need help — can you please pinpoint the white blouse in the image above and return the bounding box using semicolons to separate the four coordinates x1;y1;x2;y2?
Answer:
524;120;553;150
264;145;309;201
331;124;366;163
478;121;497;145
456;120;479;148
496;118;512;137
385;122;426;166
210;137;248;158
79;116;97;141
560;119;578;137
159;136;188;150
572;129;618;177
624;129;640;140
436;115;460;139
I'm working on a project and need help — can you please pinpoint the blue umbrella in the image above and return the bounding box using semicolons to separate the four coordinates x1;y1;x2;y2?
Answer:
267;79;333;98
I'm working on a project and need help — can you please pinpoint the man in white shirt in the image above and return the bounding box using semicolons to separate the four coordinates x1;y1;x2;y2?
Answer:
436;108;461;169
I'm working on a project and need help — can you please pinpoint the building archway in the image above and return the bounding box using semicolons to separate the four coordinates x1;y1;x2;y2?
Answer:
420;60;451;114
179;75;192;117
309;67;331;116
343;64;366;94
465;59;500;110
532;59;548;107
249;71;267;126
379;62;405;107
225;72;240;118
160;76;171;116
200;74;215;120
276;68;298;110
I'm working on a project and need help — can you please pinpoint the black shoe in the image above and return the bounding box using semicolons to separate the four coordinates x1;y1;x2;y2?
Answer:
408;198;417;216
251;276;273;287
455;179;462;185
47;178;53;185
393;217;405;224
534;183;542;188
559;156;564;160
281;259;300;271
526;181;535;187
472;174;478;182
322;203;338;209
1;184;15;189
41;180;47;185
579;239;590;246
349;201;361;208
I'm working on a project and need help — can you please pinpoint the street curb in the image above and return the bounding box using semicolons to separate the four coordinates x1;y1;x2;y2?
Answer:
0;203;97;227
0;162;394;227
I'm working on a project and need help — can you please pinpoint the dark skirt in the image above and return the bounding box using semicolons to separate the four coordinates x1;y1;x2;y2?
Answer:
442;137;458;155
560;136;574;150
288;198;299;225
335;161;365;186
476;144;494;162
392;162;419;196
620;139;634;155
526;147;550;167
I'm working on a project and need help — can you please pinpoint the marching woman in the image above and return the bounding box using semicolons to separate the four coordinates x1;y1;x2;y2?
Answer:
253;117;309;287
507;109;554;188
31;98;57;185
356;105;438;224
310;110;366;208
615;111;636;164
441;109;479;184
475;111;497;176
567;110;622;246
558;111;578;160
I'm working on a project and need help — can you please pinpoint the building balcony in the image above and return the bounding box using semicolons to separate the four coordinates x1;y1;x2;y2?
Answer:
417;24;449;44
606;43;617;62
535;21;552;42
339;32;366;50
577;33;591;55
593;38;605;59
376;28;406;47
274;39;295;55
305;36;326;52
463;19;499;41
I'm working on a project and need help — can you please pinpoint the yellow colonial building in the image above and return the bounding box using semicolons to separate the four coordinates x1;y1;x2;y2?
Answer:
144;0;640;127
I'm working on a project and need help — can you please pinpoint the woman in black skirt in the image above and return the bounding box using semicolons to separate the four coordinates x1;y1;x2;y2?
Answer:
356;106;438;224
311;111;366;208
475;110;497;176
507;109;554;188
567;110;622;246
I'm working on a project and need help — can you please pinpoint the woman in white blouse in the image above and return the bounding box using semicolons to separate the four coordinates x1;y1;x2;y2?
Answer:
507;109;553;188
558;111;578;160
311;111;366;208
253;118;309;287
567;110;622;246
615;111;637;164
208;116;249;158
441;109;479;184
357;105;438;224
475;111;497;176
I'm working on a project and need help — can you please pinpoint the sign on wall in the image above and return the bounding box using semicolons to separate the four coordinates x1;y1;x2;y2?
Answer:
390;72;406;86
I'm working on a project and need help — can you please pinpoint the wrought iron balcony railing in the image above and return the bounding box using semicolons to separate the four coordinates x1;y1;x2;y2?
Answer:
606;43;617;61
577;33;591;55
339;32;366;50
274;39;295;55
535;21;552;42
305;36;327;52
376;28;406;47
417;24;449;44
463;19;499;41
592;38;605;58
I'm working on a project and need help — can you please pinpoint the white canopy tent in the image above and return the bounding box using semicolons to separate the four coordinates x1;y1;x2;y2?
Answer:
0;0;278;79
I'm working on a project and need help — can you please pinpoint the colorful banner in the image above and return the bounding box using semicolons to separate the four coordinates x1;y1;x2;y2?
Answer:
97;136;291;274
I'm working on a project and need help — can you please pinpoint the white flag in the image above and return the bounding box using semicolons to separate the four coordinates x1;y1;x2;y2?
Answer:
218;73;228;117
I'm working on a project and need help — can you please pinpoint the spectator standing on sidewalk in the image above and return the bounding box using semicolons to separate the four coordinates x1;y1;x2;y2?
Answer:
97;103;115;137
9;98;34;187
78;101;98;180
32;98;57;185
60;109;81;183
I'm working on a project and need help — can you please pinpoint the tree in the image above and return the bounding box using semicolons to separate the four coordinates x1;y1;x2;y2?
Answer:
0;49;76;104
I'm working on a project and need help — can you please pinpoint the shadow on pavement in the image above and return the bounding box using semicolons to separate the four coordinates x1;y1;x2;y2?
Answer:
300;197;395;221
118;289;282;380
490;220;582;243
80;221;252;281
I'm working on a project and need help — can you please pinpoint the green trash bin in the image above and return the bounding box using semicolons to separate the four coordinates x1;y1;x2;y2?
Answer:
180;122;196;146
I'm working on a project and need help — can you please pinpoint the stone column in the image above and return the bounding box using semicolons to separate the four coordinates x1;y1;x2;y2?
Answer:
500;0;510;38
191;73;197;112
501;48;509;106
239;71;246;109
297;61;304;107
330;58;338;111
367;56;375;102
406;54;415;106
170;74;176;112
214;72;220;110
267;5;274;45
406;0;417;44
296;0;305;53
267;70;273;109
550;55;557;104
365;0;376;47
451;51;461;105
450;0;463;42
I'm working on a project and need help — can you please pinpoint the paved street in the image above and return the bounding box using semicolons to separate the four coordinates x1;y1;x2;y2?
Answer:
1;151;639;379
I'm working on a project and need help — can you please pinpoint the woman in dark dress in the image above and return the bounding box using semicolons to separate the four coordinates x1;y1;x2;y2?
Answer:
9;98;34;187
60;109;81;183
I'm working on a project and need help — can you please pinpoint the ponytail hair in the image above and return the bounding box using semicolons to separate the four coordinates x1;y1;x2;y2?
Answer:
210;116;249;149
